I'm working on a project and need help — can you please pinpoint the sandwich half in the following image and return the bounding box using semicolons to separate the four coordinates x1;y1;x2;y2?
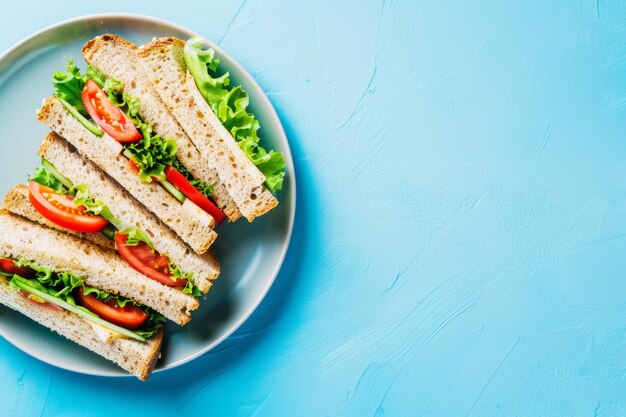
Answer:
0;210;163;380
83;34;284;222
81;34;241;222
37;61;219;254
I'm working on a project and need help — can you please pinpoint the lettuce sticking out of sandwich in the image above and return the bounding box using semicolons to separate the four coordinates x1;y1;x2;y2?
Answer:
184;37;286;193
0;257;165;341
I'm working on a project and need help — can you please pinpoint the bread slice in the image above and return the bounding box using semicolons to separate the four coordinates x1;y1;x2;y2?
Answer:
37;96;217;254
82;34;241;222
37;132;219;293
0;211;198;325
2;184;115;251
0;275;162;380
137;37;279;222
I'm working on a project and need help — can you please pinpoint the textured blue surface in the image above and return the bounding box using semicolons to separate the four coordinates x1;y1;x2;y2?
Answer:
2;1;626;415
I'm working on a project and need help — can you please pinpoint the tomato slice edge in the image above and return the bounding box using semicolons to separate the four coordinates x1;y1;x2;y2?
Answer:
28;181;109;233
114;232;186;287
76;288;147;329
164;165;226;224
81;78;142;143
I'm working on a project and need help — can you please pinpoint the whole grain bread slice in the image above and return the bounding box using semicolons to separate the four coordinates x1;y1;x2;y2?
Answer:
2;184;116;251
0;211;198;325
37;96;217;254
137;37;279;221
0;275;162;380
82;34;241;221
38;132;220;293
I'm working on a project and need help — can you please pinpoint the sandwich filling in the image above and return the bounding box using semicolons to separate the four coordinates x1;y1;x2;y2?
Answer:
28;161;201;296
0;257;165;341
51;60;226;224
184;37;286;193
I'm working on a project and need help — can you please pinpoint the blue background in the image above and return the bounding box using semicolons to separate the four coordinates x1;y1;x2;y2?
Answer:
2;1;626;415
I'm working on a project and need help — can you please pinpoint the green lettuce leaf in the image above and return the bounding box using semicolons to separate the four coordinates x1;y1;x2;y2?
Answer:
184;37;286;192
124;133;178;183
52;59;88;116
71;183;154;248
28;166;68;194
168;263;200;296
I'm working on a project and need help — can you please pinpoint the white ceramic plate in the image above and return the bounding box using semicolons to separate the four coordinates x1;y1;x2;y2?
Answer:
0;14;295;378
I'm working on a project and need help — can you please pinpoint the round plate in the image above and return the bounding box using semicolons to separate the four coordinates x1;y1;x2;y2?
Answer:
0;14;295;377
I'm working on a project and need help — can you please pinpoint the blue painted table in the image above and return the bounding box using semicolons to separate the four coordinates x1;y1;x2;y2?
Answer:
1;1;625;415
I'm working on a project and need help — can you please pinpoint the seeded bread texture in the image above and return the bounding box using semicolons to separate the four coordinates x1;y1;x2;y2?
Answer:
0;275;162;380
38;132;220;293
82;34;241;221
2;184;115;251
37;95;217;254
0;211;198;325
138;37;278;221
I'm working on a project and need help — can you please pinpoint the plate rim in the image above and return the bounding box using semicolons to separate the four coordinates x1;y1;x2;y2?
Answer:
0;12;296;379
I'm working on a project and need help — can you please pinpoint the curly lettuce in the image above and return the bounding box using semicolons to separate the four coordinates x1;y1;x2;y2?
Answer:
52;60;89;116
28;166;67;194
184;37;285;192
71;183;154;248
52;62;173;182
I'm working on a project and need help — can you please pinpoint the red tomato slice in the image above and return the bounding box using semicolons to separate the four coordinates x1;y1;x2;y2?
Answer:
164;165;226;224
76;287;147;329
127;158;140;175
114;232;187;287
82;78;142;143
28;181;109;233
0;258;36;278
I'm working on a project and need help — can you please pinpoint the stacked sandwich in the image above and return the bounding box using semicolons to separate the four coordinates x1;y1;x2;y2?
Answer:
0;34;284;380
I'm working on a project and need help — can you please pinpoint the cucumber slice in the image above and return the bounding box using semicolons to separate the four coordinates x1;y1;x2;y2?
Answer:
101;224;116;241
57;96;104;137
12;278;146;342
121;149;186;203
161;179;186;203
42;159;73;189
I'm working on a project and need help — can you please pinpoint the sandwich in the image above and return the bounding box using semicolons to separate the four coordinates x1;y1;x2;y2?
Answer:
0;210;164;380
37;59;219;254
4;132;222;325
82;34;285;222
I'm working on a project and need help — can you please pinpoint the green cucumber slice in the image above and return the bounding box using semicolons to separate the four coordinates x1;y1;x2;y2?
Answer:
101;224;116;241
160;179;186;203
12;278;146;342
42;159;73;189
57;96;104;137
